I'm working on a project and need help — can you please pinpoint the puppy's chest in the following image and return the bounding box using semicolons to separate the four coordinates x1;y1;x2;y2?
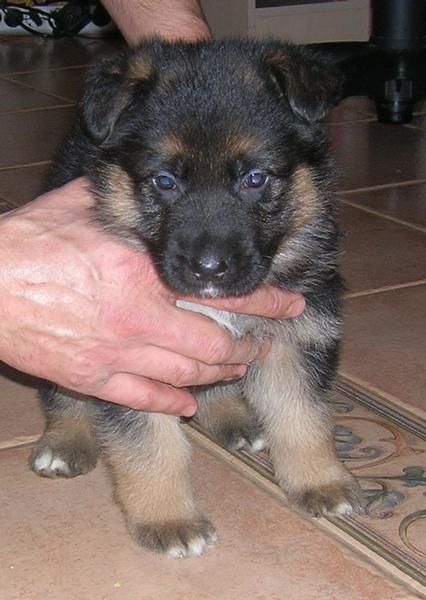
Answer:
177;300;341;351
176;300;265;340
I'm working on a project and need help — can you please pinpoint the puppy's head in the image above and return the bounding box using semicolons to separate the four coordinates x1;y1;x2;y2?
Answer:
80;40;341;296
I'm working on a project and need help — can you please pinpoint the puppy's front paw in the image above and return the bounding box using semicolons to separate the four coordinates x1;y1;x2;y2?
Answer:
129;517;217;558
30;436;98;479
289;476;364;518
218;424;266;454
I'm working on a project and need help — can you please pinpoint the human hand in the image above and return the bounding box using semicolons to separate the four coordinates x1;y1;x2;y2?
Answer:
0;178;304;416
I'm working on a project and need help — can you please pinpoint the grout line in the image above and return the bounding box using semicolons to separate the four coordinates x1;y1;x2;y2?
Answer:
339;178;426;195
0;160;51;171
0;435;39;452
0;64;90;77
340;198;426;233
0;104;74;115
345;280;426;299
331;116;425;130
404;124;426;133
329;118;376;126
337;377;426;436
2;75;77;104
338;373;426;426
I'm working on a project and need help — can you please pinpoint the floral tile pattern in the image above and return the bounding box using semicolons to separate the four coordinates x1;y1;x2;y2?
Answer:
192;382;426;591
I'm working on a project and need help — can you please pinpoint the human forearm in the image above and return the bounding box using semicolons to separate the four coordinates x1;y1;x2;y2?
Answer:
101;0;211;45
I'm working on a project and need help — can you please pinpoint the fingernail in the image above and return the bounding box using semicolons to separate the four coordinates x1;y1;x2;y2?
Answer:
286;297;305;318
181;405;197;418
236;364;248;376
224;366;247;381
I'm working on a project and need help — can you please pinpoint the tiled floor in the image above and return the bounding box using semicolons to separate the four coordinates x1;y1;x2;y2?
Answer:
0;36;425;600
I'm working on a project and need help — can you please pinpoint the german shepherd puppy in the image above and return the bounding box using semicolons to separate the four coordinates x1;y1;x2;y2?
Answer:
30;39;362;558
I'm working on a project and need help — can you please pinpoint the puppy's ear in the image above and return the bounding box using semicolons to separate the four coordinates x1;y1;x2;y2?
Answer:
80;49;155;145
263;44;342;123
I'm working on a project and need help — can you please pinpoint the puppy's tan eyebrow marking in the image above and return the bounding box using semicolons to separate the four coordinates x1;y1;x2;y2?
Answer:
157;134;189;157
225;133;259;156
127;56;154;81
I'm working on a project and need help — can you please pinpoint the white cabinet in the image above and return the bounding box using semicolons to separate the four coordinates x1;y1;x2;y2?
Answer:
201;0;370;43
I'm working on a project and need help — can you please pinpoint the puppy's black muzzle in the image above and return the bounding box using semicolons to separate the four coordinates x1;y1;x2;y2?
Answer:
161;229;268;297
154;193;272;297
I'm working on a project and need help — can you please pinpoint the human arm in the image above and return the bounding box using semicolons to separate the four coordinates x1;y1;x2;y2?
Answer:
0;178;304;416
101;0;211;45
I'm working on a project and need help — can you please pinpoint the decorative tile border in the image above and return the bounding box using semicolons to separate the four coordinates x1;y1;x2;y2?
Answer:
190;381;426;593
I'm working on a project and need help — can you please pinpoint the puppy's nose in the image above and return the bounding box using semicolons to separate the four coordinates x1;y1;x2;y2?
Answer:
191;252;229;281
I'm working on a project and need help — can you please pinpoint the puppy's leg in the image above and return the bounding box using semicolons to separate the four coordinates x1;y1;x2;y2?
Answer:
245;339;363;518
31;385;99;478
97;406;216;558
195;383;265;452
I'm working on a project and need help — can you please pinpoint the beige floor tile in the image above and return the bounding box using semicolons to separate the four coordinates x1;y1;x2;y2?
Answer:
331;121;426;191
341;285;426;417
0;38;119;75
7;67;86;104
0;106;75;168
342;183;426;229
411;115;426;130
0;364;44;448
0;78;62;112
339;204;426;293
0;443;410;600
340;96;376;116
0;163;50;206
327;105;373;124
340;97;426;117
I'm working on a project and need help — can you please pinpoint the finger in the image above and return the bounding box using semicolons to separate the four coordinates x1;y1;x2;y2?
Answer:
135;304;266;366
115;344;247;387
182;286;306;319
97;373;197;417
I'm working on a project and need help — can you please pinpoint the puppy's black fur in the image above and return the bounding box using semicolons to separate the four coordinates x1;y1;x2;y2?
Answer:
31;40;362;558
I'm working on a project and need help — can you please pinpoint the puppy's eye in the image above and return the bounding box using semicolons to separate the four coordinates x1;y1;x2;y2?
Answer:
243;170;268;189
153;172;177;191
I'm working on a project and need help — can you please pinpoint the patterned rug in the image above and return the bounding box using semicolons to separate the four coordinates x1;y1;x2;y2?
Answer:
188;380;426;596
